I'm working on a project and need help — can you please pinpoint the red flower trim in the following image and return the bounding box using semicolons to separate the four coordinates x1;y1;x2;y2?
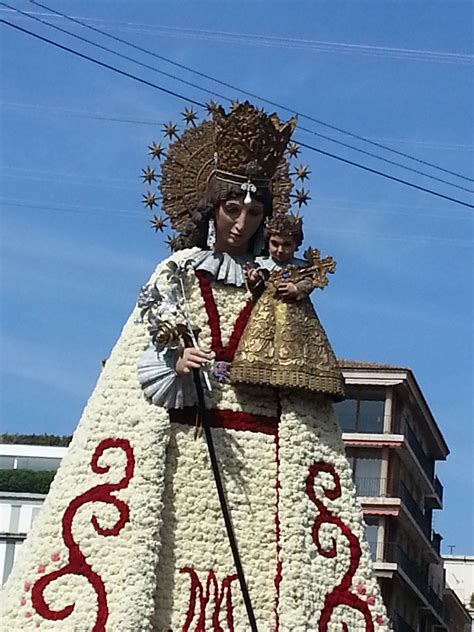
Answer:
196;271;253;362
180;567;238;631
169;407;278;435
31;439;135;632
274;409;282;631
306;462;374;632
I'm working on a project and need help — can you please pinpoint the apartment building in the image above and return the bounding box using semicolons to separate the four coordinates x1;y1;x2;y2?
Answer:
444;555;474;631
0;441;67;585
336;360;471;632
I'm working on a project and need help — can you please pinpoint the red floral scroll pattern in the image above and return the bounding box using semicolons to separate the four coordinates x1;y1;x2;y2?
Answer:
180;567;238;632
306;462;374;632
196;271;254;362
31;438;135;632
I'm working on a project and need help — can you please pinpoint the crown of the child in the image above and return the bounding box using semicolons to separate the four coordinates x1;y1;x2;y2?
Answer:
265;212;303;237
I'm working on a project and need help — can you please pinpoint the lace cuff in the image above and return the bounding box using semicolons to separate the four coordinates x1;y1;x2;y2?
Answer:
137;345;197;409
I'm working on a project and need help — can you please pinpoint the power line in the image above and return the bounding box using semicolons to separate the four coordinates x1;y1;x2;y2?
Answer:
6;7;474;65
2;18;473;210
2;199;472;247
9;2;229;104
298;141;473;209
28;0;474;184
2;100;473;153
4;166;472;220
1;18;204;107
10;2;470;194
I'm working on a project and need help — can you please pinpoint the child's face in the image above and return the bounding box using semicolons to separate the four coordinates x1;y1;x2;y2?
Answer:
268;233;298;263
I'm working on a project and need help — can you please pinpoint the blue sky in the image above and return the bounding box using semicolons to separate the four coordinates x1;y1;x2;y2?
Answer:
1;1;472;553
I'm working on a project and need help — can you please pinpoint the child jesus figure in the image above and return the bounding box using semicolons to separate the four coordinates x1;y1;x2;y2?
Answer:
231;213;345;398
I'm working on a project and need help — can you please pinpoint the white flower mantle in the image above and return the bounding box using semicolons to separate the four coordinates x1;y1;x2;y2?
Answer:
1;248;388;631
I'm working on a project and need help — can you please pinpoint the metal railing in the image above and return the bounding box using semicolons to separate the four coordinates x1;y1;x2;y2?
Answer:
369;541;447;624
399;481;431;539
404;423;434;480
391;612;416;632
427;585;445;618
354;476;387;497
390;543;429;596
434;475;444;503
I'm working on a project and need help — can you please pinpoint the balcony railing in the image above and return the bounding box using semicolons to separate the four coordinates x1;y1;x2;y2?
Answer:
369;541;447;624
354;476;387;497
434;475;444;503
391;612;416;632
399;481;431;540
404;423;434;480
391;543;429;596
427;585;446;618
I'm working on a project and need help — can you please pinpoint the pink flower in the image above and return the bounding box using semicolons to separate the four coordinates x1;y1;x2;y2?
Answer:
367;595;376;605
376;615;384;625
23;582;32;592
25;611;32;618
37;565;46;574
51;552;60;562
20;597;27;606
356;583;366;595
35;622;41;628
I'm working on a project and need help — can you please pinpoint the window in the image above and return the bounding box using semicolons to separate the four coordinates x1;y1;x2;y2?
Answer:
359;399;384;433
15;457;61;471
364;517;380;560
334;399;357;431
348;449;383;496
335;391;385;433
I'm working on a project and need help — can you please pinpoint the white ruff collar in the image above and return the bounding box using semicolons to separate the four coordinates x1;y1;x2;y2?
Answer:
190;249;254;287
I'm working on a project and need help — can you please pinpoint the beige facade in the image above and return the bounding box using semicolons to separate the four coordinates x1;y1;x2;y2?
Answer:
337;360;472;632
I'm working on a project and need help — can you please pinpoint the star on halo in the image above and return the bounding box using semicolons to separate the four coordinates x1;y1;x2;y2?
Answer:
292;188;311;208
148;142;165;160
294;164;311;181
150;215;167;232
286;142;301;159
141;166;157;184
182;107;198;126
166;234;180;251
142;192;158;210
205;100;220;117
163;121;179;139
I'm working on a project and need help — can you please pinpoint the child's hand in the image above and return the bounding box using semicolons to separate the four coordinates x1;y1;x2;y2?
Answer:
244;265;264;289
276;281;299;300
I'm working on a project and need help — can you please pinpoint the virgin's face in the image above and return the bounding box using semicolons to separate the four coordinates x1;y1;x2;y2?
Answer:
214;197;264;255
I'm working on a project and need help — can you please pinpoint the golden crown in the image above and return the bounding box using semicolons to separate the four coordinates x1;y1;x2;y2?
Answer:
264;212;303;238
213;102;297;183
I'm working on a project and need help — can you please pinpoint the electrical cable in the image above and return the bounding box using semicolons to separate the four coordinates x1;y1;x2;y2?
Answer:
8;0;466;194
4;1;470;195
28;0;474;184
5;7;473;65
2;18;473;209
1;18;204;108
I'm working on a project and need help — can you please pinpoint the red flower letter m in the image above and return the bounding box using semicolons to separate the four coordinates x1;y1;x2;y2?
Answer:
180;567;238;632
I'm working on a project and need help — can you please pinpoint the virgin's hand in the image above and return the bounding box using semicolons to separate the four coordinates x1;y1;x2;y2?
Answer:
175;347;214;375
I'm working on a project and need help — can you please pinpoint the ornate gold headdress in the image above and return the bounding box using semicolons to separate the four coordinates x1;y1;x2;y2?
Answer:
212;103;296;198
141;101;312;250
264;212;303;239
